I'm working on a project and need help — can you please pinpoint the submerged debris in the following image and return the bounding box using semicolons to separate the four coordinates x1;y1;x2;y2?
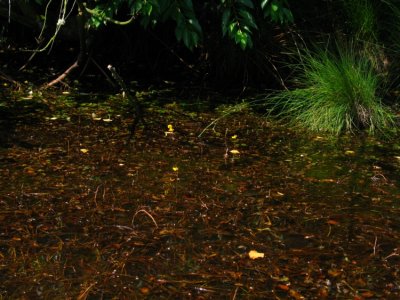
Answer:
0;90;399;298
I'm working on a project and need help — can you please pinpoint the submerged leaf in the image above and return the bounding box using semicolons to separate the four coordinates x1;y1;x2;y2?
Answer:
289;289;305;300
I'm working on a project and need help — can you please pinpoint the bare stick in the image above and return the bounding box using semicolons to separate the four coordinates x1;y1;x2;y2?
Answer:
131;208;158;229
46;60;79;87
373;235;378;256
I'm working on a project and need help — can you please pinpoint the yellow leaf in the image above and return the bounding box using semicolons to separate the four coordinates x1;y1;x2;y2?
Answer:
167;124;174;132
248;250;264;259
230;149;240;154
231;135;238;139
172;166;179;172
80;148;89;154
345;150;355;155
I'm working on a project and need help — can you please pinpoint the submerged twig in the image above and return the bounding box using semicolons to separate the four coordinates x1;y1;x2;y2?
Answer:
132;208;158;229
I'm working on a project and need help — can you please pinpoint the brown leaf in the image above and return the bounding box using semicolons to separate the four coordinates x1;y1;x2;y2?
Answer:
140;287;150;295
327;220;339;225
277;284;290;291
289;289;305;300
361;291;374;298
317;287;329;298
328;269;342;277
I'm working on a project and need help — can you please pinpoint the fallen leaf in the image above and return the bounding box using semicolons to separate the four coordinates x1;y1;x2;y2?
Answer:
320;179;335;183
24;167;36;175
271;275;290;282
230;149;240;154
91;113;102;121
327;220;339;225
289;289;305;300
248;250;264;259
277;284;290;291
345;150;355;155
140;287;150;295
327;268;342;277
317;287;329;298
80;148;89;154
361;291;374;298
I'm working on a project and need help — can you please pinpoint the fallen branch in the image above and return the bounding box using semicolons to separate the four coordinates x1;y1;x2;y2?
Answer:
46;60;79;87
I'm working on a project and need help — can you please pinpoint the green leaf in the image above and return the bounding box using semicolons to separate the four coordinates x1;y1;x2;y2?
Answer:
282;7;294;23
188;18;202;34
183;30;190;48
182;0;194;11
239;9;258;29
229;22;237;34
221;8;231;35
238;0;254;9
233;29;251;50
175;24;184;41
261;0;271;10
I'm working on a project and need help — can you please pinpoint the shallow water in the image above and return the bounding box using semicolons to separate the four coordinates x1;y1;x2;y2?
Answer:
0;93;399;298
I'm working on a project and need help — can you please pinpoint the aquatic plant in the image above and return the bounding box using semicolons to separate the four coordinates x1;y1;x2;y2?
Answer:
266;42;396;135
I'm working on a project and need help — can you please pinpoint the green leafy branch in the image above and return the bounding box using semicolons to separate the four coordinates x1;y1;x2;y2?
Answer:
221;0;293;50
221;0;258;50
261;0;293;24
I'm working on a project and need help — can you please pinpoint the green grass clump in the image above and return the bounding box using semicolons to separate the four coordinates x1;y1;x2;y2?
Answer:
267;44;395;135
343;0;377;40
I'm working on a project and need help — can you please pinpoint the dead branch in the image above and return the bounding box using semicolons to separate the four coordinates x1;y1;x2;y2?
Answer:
46;60;79;87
